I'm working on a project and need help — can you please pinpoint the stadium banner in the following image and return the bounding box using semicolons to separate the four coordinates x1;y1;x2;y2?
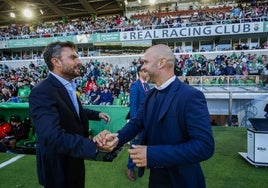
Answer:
122;39;152;47
263;21;268;32
0;41;7;48
93;42;122;46
6;36;75;48
120;22;264;41
4;33;120;49
91;32;120;43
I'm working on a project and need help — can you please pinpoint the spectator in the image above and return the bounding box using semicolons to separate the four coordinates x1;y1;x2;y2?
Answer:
90;85;101;105
264;103;268;118
76;85;83;98
224;60;237;75
85;75;97;94
79;90;90;105
17;79;31;103
206;59;216;76
100;87;113;105
241;61;249;75
0;115;11;139
4;115;28;152
1;87;11;102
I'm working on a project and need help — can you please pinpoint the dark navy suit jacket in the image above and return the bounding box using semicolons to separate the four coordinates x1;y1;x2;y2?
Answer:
29;74;100;188
117;78;214;187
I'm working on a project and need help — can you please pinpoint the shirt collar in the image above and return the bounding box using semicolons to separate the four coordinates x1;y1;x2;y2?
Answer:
50;71;76;89
139;78;146;84
155;75;176;90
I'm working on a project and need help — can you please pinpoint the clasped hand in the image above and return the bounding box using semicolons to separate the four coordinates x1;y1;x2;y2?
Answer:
93;130;118;152
93;130;147;167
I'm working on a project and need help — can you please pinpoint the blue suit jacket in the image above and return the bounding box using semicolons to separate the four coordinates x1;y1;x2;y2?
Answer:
29;74;100;188
117;78;214;187
129;79;149;119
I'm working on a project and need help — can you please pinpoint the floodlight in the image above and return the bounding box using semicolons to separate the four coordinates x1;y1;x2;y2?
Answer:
149;0;155;5
23;8;33;18
10;12;16;18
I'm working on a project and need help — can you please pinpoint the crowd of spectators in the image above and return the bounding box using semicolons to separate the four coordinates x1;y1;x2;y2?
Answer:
0;51;267;105
0;1;267;41
0;58;137;106
176;51;268;77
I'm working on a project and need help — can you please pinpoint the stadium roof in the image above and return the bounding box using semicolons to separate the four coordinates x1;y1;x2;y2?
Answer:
0;0;125;26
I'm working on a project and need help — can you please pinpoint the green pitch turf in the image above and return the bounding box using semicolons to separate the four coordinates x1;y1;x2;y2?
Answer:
1;127;268;188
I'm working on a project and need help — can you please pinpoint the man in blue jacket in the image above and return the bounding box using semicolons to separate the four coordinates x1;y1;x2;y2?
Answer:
95;44;214;188
126;64;150;181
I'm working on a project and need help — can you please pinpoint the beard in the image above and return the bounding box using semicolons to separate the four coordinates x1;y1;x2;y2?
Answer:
62;64;82;79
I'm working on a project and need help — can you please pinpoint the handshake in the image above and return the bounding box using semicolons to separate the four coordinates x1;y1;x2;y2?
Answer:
93;130;119;152
93;130;147;167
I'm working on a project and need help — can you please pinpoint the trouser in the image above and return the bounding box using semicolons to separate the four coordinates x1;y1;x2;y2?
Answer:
149;168;172;188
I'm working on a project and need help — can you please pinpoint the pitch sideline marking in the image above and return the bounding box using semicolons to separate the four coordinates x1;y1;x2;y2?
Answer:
0;154;25;169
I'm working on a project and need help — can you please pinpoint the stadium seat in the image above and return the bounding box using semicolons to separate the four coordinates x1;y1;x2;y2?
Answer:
112;98;121;105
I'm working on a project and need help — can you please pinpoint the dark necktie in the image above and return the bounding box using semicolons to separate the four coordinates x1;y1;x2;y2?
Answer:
143;83;148;92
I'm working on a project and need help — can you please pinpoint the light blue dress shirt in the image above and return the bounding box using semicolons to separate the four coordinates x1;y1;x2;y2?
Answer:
50;72;79;115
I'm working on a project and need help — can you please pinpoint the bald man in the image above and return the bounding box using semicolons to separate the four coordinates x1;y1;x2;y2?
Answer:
95;44;214;188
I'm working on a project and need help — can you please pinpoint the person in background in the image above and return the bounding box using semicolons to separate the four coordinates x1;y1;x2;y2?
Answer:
89;85;101;105
7;115;28;151
95;44;214;188
17;79;31;103
79;90;90;105
29;41;114;188
1;87;11;102
0;115;28;153
121;89;130;107
76;85;83;98
100;87;113;105
0;115;11;140
264;103;268;118
85;75;97;95
224;60;236;75
126;64;150;181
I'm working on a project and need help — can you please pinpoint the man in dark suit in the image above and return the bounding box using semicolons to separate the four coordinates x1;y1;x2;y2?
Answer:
29;41;114;188
126;64;150;181
95;44;214;188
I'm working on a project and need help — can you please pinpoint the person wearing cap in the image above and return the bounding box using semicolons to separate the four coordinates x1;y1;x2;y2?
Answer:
29;41;115;188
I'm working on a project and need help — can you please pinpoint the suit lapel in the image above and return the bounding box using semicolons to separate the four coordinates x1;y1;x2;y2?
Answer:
49;74;80;119
138;79;149;94
59;87;79;117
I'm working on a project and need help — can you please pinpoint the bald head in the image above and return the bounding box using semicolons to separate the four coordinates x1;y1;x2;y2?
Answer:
146;44;175;69
142;44;175;86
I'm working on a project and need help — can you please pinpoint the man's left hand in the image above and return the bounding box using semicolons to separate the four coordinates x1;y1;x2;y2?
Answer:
128;145;147;167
